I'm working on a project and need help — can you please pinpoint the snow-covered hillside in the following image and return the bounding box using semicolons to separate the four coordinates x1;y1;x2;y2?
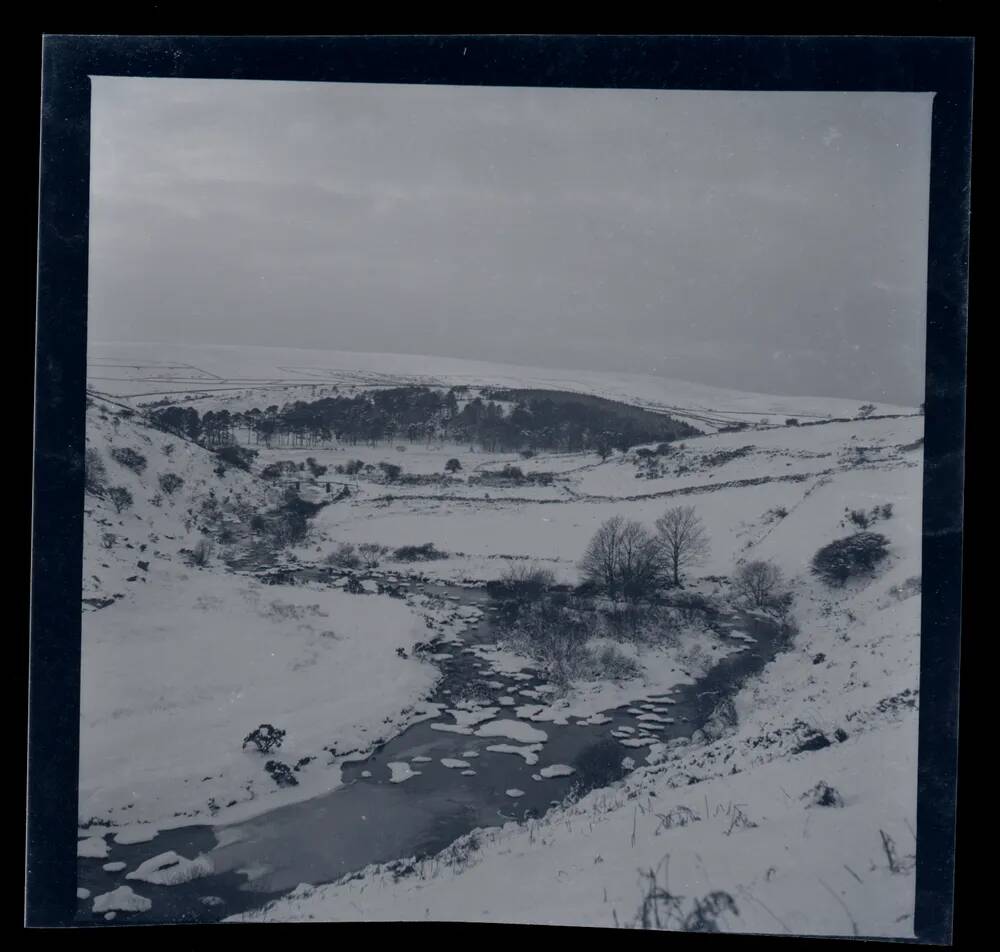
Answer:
79;397;472;836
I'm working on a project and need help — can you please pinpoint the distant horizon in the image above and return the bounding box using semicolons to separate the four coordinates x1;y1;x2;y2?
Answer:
89;79;933;405
86;338;920;408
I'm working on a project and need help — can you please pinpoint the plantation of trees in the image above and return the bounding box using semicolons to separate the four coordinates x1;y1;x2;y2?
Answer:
148;386;699;455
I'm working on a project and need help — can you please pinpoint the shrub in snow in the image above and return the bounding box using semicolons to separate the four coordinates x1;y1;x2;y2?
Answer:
654;805;701;832
261;460;299;480
393;542;448;561
84;448;107;495
810;532;890;586
732;559;785;609
264;760;299;787
634;866;738;932
214;444;258;472
497;563;556;601
326;542;361;569
358;542;388;568
847;508;871;528
345;576;365;594
110;446;148;474
445;457;462;473
593;643;642;681
802;781;845;808
106;486;133;514
378;461;402;481
188;537;214;567
305;457;327;477
158;472;184;496
243;723;286;754
266;490;323;546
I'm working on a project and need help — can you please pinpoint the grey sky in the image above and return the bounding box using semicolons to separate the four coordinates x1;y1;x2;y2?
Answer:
88;77;933;405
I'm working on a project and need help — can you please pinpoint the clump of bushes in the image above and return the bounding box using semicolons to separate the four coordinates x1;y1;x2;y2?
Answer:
110;446;147;474
378;462;402;481
393;542;448;562
305;457;328;477
847;502;895;529
214;444;258;472
158;472;184;496
358;542;388;568
494;563;556;601
261;460;300;480
84;449;107;495
336;459;365;476
270;489;324;546
326;542;361;569
243;723;286;753
265;761;298;787
106;486;134;514
811;532;890;586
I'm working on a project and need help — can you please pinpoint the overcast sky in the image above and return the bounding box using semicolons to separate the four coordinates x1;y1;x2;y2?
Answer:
88;78;933;404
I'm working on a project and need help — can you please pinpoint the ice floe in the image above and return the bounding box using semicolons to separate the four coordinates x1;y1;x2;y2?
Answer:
77;836;109;859
475;719;548;743
485;743;544;765
126;850;213;886
388;762;421;783
539;764;575;778
92;885;152;914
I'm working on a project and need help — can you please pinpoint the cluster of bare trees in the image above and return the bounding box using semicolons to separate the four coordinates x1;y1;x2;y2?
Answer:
579;506;711;598
579;506;787;608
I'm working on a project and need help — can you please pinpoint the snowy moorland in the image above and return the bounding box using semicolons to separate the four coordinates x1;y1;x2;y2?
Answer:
80;347;923;935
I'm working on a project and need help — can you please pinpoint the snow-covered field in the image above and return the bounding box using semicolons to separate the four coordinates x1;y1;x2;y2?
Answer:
80;346;924;935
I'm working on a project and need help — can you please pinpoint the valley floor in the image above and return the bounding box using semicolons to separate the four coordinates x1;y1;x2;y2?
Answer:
78;382;923;935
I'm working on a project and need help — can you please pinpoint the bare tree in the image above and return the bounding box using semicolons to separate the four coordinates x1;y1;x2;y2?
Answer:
654;505;710;587
358;542;387;568
579;516;661;599
616;520;663;599
580;515;629;597
733;559;783;607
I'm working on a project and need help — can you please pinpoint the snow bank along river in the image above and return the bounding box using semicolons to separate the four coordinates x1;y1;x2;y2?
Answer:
76;580;786;925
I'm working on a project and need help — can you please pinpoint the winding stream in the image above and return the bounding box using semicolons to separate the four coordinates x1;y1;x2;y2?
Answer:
76;579;786;925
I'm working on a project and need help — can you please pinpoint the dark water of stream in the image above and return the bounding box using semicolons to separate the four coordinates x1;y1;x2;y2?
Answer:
76;579;785;926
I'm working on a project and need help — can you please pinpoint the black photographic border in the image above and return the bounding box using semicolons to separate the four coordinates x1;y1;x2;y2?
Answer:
30;35;972;939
